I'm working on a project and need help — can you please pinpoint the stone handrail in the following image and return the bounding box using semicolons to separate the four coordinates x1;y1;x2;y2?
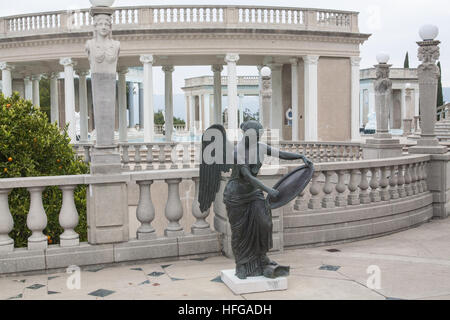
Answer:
0;5;359;38
72;141;364;170
0;154;438;273
184;75;260;88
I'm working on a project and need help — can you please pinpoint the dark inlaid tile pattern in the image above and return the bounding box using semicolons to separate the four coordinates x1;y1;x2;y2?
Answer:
48;291;60;295
139;280;150;286
191;257;208;262
26;284;46;290
161;264;172;269
88;289;115;298
170;277;185;281
148;272;165;277
13;279;26;283
386;297;406;300
326;249;341;253
87;267;105;273
7;294;23;300
131;268;143;271
48;276;59;280
319;265;341;272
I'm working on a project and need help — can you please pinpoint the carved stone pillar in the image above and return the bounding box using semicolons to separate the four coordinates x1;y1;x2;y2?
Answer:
140;54;155;143
409;25;447;154
163;65;175;141
225;53;239;136
0;62;13;97
76;70;90;143
363;53;402;159
118;68;128;143
212;65;223;125
49;73;60;125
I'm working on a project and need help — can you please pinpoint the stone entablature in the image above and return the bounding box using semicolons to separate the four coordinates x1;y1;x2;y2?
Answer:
183;75;259;89
360;68;418;81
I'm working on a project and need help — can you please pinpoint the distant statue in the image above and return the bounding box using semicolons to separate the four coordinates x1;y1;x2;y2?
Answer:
199;121;314;280
85;13;120;75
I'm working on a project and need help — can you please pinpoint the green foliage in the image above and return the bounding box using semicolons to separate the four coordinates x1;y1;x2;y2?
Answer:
437;61;444;107
154;109;186;126
404;52;410;69
0;93;89;247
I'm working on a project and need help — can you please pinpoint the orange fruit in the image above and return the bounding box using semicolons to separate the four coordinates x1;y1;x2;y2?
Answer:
8;157;12;162
59;166;63;170
3;168;7;173
6;104;11;108
56;159;61;163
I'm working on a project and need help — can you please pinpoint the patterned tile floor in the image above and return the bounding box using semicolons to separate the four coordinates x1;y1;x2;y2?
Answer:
2;218;450;300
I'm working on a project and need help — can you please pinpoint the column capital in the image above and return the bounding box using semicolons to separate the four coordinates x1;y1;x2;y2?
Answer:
140;54;154;65
303;55;320;65
59;57;77;68
162;65;174;73
117;68;129;75
350;56;362;67
75;70;90;77
31;75;42;81
289;58;299;66
0;62;14;71
268;63;283;71
225;53;240;64
212;64;224;73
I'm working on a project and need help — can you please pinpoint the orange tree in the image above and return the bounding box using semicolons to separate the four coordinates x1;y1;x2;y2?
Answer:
0;92;89;247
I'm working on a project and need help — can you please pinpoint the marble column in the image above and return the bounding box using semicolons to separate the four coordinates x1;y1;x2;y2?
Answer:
257;65;264;124
212;65;223;125
351;57;362;141
32;75;41;107
140;55;155;143
163;65;174;141
269;63;283;140
138;82;144;128
290;58;300;141
225;53;239;135
409;27;447;154
0;62;13;97
24;76;33;101
49;73;60;125
118;68;128;143
60;58;77;142
363;54;402;159
204;93;211;129
190;94;196;134
303;55;319;141
261;67;272;130
128;81;135;128
239;93;245;125
76;70;89;143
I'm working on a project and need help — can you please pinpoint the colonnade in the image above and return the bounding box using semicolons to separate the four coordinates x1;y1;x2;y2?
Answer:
0;53;362;143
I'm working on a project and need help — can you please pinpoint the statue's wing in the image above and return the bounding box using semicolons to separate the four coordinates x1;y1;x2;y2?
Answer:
199;124;232;213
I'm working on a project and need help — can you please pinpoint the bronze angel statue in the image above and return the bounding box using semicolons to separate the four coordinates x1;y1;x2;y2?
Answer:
199;121;314;280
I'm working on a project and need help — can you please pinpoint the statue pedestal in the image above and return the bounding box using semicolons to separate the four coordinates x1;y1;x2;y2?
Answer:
363;137;403;159
221;269;288;295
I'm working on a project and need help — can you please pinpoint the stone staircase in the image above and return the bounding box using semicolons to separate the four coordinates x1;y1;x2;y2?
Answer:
435;104;450;141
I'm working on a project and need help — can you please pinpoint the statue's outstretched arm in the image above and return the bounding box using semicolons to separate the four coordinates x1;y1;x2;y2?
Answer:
241;166;279;199
261;143;313;166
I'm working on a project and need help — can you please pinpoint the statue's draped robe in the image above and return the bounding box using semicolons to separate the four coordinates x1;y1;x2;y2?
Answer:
223;162;274;277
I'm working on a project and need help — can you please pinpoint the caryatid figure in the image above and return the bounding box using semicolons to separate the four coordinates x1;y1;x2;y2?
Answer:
86;9;120;148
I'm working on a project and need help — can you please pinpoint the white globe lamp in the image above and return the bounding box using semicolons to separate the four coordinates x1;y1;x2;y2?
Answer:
419;24;439;41
261;66;271;78
90;0;115;7
376;52;390;64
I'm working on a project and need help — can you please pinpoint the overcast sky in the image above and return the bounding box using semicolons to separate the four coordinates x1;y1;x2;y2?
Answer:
1;0;448;94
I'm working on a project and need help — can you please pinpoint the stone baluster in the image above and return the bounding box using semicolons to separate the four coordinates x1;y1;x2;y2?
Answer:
359;168;371;204
335;170;347;207
27;187;48;250
369;167;381;202
146;144;154;170
0;189;14;252
59;185;79;247
389;166;399;199
183;143;191;169
170;143;178;169
308;171;322;209
83;145;91;164
136;181;156;240
404;164;413;196
191;177;212;234
416;163;424;193
379;167;390;201
294;189;307;211
194;143;201;168
158;144;166;170
410;164;418;195
164;179;184;237
122;144;130;171
348;169;360;205
421;162;428;192
133;144;142;171
322;171;335;208
397;165;406;198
